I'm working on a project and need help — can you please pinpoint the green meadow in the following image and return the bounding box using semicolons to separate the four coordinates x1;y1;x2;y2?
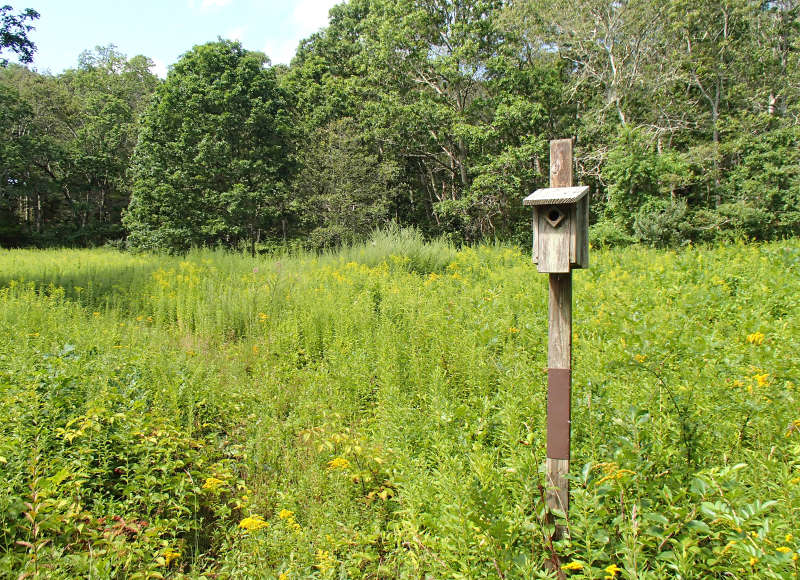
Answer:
1;232;799;578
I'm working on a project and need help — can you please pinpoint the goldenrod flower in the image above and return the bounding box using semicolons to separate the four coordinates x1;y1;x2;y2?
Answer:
277;508;302;533
746;332;765;345
238;515;269;532
315;549;335;573
327;457;351;470
202;477;225;492
163;549;180;566
604;564;621;578
777;546;792;554
561;561;583;570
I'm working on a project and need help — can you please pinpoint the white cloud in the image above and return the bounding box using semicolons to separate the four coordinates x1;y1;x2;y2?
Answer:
151;58;169;79
262;38;298;66
260;0;337;65
291;0;338;36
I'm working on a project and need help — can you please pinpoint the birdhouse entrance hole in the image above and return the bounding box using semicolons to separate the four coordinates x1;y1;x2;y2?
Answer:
545;207;565;228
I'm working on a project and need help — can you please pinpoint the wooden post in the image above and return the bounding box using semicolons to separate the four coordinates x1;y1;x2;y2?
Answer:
524;138;588;543
546;138;573;539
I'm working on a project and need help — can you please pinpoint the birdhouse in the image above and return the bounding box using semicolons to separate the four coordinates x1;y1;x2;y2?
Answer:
523;185;589;273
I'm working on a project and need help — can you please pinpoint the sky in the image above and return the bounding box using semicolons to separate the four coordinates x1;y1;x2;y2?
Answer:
21;0;340;78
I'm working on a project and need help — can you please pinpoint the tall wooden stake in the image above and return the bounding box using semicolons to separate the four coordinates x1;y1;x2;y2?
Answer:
546;139;573;540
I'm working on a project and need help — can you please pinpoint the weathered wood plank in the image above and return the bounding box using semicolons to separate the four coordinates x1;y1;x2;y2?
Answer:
548;273;572;368
546;139;573;541
538;212;570;273
550;139;573;188
546;458;570;518
523;185;589;206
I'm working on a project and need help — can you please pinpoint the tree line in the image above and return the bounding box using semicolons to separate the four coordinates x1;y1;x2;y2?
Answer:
1;0;798;251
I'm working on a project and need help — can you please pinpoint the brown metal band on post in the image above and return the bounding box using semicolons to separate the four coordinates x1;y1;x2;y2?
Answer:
546;368;571;459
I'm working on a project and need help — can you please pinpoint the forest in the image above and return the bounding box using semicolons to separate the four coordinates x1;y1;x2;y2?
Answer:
0;0;798;251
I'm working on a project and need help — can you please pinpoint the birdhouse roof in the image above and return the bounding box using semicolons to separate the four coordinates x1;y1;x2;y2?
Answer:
523;185;589;206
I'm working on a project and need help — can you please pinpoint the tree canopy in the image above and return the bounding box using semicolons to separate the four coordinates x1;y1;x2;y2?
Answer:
1;1;799;250
0;4;38;66
123;40;294;253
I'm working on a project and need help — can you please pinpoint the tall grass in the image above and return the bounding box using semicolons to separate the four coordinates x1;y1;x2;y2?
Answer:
0;232;798;577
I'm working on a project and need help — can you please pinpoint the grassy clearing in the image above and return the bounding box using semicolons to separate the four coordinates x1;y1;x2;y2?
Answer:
1;233;799;578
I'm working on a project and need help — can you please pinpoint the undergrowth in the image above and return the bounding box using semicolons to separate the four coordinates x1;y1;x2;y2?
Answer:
0;232;798;578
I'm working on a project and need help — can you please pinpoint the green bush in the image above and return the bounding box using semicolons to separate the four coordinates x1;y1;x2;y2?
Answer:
633;198;690;247
589;219;635;248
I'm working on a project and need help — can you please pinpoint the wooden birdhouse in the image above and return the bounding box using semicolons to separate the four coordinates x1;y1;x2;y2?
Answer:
523;185;589;273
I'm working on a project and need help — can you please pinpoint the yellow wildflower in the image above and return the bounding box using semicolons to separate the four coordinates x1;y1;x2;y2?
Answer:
163;549;180;566
777;546;791;554
786;420;800;437
754;373;769;387
746;332;765;345
238;515;269;532
561;561;584;571
508;326;519;334
93;312;100;317
278;573;289;580
278;508;301;533
634;354;647;363
786;534;793;542
594;463;635;485
258;312;268;322
202;477;225;492
604;564;621;578
315;549;335;573
749;556;758;566
327;457;351;470
721;540;737;554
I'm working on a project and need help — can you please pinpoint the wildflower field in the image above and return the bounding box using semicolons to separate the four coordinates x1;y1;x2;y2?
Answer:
1;231;799;578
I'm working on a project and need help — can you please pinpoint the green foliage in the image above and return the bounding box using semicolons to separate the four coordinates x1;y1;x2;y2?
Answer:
589;219;636;248
1;235;799;576
294;118;404;249
0;5;38;66
722;124;800;237
4;0;800;248
633;198;690;248
123;40;294;253
0;47;159;247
